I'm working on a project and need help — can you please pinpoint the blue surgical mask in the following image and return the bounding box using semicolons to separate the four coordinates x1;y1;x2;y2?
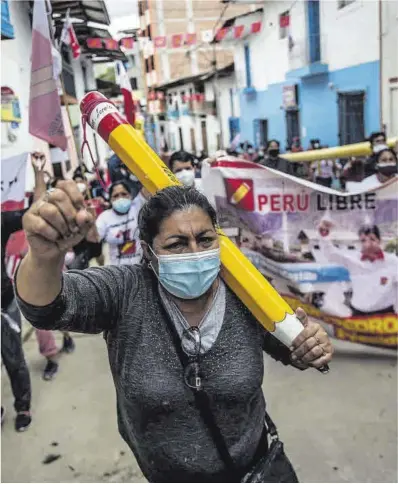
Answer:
150;247;221;299
113;197;132;214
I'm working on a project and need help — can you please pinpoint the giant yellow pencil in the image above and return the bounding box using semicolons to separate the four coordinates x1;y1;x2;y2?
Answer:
284;138;397;163
80;92;329;373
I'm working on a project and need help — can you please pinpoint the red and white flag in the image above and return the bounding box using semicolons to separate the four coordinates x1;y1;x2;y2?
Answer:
234;25;245;39
251;21;262;34
116;61;135;126
29;0;67;150
60;10;81;58
215;27;229;41
185;33;197;46
171;34;183;48
154;36;167;48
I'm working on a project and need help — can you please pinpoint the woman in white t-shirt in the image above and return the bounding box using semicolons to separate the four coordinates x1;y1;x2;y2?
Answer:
96;181;145;266
310;159;341;188
346;148;397;192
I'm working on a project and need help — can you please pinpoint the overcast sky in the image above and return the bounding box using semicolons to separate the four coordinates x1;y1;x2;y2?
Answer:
106;0;139;34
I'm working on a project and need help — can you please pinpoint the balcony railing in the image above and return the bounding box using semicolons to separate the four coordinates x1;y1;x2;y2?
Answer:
288;33;327;71
188;100;217;116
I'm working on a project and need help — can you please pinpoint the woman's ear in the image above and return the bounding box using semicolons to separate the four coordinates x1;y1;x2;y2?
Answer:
140;240;151;262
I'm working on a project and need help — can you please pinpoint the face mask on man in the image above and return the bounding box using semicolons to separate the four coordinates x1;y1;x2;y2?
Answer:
268;148;279;158
176;169;195;187
373;144;388;154
149;247;221;299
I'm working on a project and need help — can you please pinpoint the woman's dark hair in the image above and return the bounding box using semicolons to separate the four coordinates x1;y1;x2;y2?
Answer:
72;173;86;182
267;139;280;149
375;148;398;164
169;150;195;171
369;131;386;144
358;225;381;241
138;186;218;245
109;180;132;199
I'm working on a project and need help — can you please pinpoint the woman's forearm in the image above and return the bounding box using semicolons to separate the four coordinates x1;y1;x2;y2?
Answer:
16;251;64;306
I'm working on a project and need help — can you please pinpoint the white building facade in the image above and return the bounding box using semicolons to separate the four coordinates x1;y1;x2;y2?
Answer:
381;0;398;137
147;64;239;156
224;0;385;150
1;0;110;192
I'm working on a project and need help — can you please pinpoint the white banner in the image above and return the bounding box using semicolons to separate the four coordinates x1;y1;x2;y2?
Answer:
1;152;28;212
203;159;398;349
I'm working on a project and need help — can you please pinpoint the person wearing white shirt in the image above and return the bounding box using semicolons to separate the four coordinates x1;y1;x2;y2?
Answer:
310;159;341;188
168;151;203;192
346;148;397;192
96;181;145;266
317;220;398;315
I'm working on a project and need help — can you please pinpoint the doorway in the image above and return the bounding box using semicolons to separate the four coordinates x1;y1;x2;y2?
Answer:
201;119;208;154
390;87;398;136
338;91;365;145
178;127;184;150
253;119;268;147
286;109;300;149
190;127;196;153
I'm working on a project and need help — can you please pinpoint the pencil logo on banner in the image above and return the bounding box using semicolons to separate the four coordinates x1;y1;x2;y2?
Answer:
224;178;254;211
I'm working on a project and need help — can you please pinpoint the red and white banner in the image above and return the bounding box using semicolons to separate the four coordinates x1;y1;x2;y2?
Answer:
1;153;28;212
171;34;183;48
251;21;262;34
120;37;134;50
87;37;103;49
60;12;81;59
215;27;228;41
104;38;119;50
116;61;135;126
203;159;398;349
154;36;167;48
280;13;290;28
234;25;245;39
29;0;67;150
185;33;197;46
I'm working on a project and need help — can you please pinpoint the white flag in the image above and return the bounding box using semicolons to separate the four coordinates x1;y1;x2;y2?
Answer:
201;30;214;43
1;153;28;212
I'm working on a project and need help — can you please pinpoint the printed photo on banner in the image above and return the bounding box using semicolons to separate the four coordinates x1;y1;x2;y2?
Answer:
203;159;398;349
1;152;28;212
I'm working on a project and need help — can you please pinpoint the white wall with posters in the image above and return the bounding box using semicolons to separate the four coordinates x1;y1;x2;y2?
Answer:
1;1;51;192
163;83;222;156
216;73;240;148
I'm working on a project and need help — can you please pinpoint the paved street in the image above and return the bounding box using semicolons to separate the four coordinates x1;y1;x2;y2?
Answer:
1;330;397;483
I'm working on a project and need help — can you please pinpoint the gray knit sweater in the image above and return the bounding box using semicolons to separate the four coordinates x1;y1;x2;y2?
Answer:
16;265;293;482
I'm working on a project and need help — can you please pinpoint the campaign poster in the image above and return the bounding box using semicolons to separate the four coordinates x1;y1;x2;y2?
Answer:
204;159;398;349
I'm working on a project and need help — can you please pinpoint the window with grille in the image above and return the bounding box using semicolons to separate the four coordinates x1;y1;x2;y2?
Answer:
338;92;365;145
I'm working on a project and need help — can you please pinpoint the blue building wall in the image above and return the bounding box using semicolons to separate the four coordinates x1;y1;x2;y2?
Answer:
238;60;380;150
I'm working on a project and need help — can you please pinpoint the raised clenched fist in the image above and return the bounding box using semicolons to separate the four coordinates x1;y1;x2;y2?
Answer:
23;180;95;261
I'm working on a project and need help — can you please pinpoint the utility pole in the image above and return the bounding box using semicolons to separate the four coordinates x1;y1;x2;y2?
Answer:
211;3;229;150
212;45;224;150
